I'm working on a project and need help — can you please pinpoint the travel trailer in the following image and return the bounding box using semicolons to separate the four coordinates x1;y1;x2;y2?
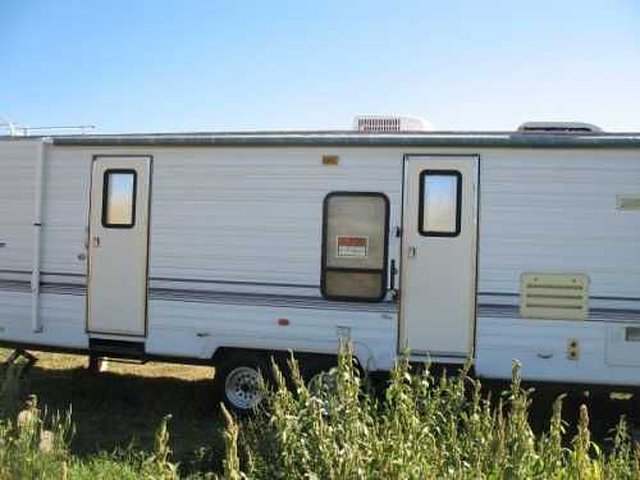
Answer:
1;116;639;411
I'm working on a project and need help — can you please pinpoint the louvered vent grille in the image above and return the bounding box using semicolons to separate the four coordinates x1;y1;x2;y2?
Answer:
520;273;589;320
353;115;429;132
356;117;402;132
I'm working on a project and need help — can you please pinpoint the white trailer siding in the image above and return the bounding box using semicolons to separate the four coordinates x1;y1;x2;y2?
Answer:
0;135;639;386
148;147;403;285
41;148;91;276
146;146;403;369
475;148;640;385
478;149;640;296
0;140;39;344
0;140;38;270
3;145;406;369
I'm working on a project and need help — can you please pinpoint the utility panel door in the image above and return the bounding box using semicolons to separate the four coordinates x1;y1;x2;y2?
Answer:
87;156;151;336
400;155;478;358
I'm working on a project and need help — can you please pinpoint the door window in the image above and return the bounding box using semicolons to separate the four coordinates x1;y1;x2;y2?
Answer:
418;170;462;236
102;170;137;228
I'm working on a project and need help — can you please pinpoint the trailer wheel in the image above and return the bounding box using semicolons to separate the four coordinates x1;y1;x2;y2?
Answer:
299;356;341;399
214;353;270;414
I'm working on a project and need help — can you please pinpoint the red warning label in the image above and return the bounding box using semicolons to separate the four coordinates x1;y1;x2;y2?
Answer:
336;236;368;258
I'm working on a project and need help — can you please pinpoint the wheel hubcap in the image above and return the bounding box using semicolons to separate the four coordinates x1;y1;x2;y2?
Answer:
225;366;262;410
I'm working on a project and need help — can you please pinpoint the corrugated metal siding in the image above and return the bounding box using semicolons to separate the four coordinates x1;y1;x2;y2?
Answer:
30;144;640;298
149;147;402;286
478;149;640;298
475;149;640;384
41;149;91;274
0;140;38;269
32;146;405;288
1;140;639;379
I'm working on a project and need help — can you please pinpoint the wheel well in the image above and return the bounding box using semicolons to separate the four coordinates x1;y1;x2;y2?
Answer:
211;347;360;379
211;347;287;365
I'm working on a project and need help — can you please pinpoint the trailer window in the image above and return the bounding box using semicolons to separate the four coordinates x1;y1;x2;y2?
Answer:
102;170;137;228
321;192;389;301
419;170;461;236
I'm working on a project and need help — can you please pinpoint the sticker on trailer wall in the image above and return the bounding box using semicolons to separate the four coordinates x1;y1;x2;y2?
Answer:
336;236;369;258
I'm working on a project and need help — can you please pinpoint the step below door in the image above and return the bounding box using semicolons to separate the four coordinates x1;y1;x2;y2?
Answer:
400;155;479;358
87;156;151;337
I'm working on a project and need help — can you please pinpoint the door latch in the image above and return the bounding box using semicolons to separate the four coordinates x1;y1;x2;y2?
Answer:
92;236;101;248
407;246;417;258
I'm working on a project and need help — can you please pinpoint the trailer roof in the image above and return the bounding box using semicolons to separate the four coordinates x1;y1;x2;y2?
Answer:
4;130;640;148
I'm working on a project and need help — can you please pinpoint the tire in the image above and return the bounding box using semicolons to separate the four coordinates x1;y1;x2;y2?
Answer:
300;356;344;402
214;352;271;414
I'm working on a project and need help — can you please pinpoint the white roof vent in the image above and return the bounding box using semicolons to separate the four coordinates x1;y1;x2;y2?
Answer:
517;121;602;134
354;115;430;133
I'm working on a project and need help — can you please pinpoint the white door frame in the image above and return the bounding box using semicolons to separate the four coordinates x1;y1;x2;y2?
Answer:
86;155;152;337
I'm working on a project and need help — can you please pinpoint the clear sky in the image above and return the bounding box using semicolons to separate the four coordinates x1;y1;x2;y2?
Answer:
1;0;639;133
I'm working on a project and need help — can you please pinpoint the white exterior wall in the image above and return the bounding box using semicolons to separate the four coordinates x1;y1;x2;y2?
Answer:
0;140;638;385
0;140;91;349
1;145;406;369
0;140;39;343
148;147;403;284
40;148;91;276
478;149;640;296
145;146;404;369
474;149;640;385
0;140;38;270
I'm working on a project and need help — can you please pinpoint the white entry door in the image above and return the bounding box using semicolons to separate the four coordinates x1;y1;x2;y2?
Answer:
400;155;479;358
87;156;151;336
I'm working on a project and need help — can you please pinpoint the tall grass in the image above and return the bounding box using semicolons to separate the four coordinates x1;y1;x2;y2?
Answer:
0;364;180;479
0;348;638;478
222;344;640;479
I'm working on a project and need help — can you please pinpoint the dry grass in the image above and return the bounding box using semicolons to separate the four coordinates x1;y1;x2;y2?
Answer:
0;348;224;471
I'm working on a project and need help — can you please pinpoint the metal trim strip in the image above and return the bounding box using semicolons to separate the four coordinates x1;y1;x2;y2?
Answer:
2;280;639;319
46;131;640;148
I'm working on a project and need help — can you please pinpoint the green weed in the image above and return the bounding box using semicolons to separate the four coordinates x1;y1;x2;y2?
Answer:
0;346;637;479
222;343;640;479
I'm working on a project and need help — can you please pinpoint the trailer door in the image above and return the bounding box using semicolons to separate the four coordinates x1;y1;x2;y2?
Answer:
87;156;151;337
400;155;478;359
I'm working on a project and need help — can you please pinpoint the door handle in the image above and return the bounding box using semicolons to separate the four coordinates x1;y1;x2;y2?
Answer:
389;259;397;290
407;246;417;258
92;236;101;248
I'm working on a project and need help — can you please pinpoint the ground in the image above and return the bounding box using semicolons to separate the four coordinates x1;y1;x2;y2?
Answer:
0;348;225;470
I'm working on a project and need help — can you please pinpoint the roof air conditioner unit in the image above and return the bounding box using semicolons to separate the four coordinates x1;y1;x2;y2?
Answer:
517;121;603;134
354;115;430;133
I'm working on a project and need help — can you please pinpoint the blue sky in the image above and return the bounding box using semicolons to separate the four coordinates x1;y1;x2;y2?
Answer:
1;0;639;133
